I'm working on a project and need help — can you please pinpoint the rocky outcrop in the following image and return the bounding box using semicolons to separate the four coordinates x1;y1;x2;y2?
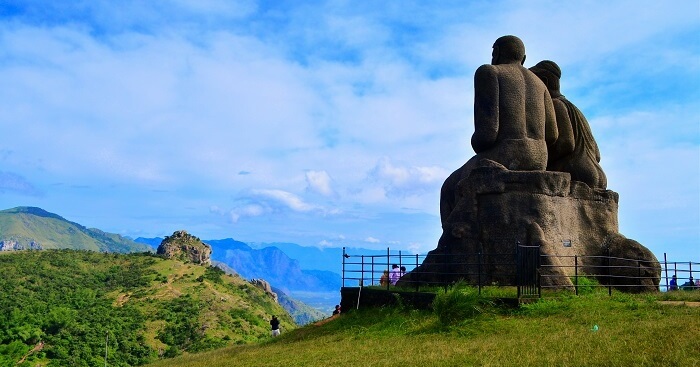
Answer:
401;162;660;292
157;230;211;265
0;239;43;251
250;278;278;303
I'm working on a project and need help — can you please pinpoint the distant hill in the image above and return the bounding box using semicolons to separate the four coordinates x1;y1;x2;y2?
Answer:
0;206;152;253
252;242;394;274
0;249;294;366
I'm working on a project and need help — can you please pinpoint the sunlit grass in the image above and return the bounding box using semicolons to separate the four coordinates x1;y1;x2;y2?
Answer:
146;290;700;367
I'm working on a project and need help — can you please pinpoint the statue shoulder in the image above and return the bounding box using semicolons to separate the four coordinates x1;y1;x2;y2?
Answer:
475;64;497;75
474;64;498;85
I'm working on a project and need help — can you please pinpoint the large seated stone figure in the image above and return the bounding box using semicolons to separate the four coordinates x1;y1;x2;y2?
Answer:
440;35;557;226
401;36;660;292
529;60;607;189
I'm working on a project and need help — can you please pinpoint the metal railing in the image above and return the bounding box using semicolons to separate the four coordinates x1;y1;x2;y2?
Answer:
341;247;699;296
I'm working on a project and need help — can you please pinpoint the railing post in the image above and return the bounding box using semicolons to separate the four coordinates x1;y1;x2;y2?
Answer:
443;244;447;293
664;253;668;291
516;244;520;299
607;247;612;296
574;255;578;296
478;252;482;295
535;246;542;298
638;260;641;290
386;247;390;290
371;256;375;286
415;253;419;292
342;247;346;288
360;255;365;287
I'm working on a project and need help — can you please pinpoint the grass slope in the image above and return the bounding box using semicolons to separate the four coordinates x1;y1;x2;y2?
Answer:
146;289;700;367
0;206;151;253
0;250;294;366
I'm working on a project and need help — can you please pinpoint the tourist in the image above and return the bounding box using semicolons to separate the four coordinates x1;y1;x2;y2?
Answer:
332;305;341;315
380;270;389;286
681;276;695;291
390;264;401;285
669;275;678;291
400;266;406;278
270;315;280;337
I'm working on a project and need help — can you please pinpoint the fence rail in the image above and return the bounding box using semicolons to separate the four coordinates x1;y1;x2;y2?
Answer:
341;247;699;297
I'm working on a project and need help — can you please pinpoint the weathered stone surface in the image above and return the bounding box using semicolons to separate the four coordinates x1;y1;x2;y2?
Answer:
156;230;211;265
530;60;608;189
441;35;558;228
403;163;660;292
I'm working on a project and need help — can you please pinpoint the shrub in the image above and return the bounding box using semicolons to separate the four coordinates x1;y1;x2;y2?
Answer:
432;283;493;325
572;275;600;295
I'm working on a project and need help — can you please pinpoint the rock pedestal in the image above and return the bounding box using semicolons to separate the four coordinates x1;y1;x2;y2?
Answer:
400;162;660;292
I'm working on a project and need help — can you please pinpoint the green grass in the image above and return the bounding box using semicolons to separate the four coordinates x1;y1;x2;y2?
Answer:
146;288;700;367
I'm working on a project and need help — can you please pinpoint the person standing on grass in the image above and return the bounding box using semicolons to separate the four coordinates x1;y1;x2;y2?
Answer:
270;315;280;337
390;264;401;285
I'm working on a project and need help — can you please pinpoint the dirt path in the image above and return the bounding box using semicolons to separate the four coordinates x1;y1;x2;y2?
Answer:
658;301;700;307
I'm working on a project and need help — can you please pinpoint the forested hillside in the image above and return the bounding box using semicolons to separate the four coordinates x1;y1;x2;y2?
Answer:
0;250;294;367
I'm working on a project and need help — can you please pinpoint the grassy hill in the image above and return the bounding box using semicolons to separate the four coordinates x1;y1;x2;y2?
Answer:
145;287;700;367
0;249;294;367
0;206;151;253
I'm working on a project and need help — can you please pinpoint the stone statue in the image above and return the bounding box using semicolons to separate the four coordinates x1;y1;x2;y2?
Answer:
529;60;607;189
440;35;558;226
398;36;660;293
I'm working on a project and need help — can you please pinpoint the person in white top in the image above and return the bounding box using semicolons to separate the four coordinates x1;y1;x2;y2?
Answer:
389;264;401;285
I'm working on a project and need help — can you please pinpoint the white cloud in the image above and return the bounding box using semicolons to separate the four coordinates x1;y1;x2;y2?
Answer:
251;189;317;212
305;170;334;196
368;157;448;197
365;236;380;243
318;240;333;247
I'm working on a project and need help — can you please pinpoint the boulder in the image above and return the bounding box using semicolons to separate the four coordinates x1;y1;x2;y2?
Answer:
157;230;212;265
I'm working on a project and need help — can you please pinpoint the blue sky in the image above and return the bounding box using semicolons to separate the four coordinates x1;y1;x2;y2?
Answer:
0;0;698;261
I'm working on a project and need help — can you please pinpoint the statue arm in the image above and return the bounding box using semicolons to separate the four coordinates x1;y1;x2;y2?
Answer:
552;99;574;156
472;65;499;153
543;89;558;148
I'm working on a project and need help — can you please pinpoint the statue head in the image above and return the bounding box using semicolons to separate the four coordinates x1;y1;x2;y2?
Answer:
530;60;561;93
492;35;526;65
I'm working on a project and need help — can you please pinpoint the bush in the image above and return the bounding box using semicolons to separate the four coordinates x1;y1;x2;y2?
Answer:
573;275;600;295
432;283;494;326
